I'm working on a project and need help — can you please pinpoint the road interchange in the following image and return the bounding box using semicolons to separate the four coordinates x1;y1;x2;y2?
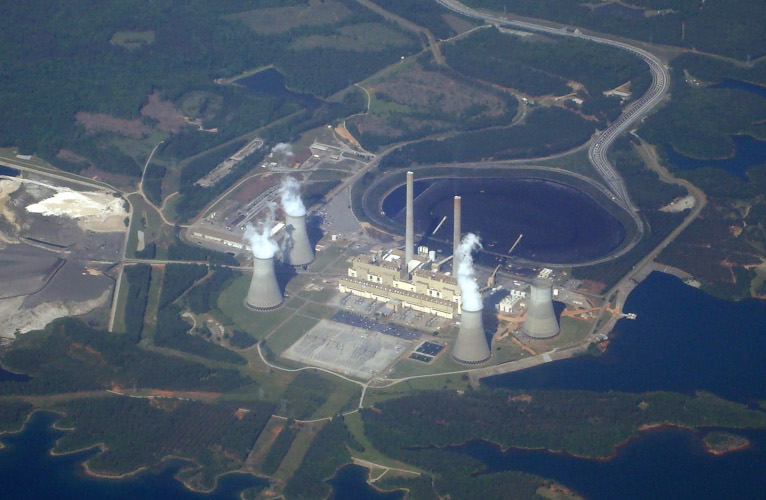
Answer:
434;0;671;219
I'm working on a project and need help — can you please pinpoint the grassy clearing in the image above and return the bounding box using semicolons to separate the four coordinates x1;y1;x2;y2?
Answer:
247;416;286;472
227;1;352;35
309;380;361;419
310;246;346;273
368;93;412;115
344;412;422;472
141;266;164;344
273;421;325;483
265;315;320;355
535;147;600;181
297;302;336;320
111;268;130;334
215;276;297;339
290;23;413;52
126;193;171;258
549;316;592;347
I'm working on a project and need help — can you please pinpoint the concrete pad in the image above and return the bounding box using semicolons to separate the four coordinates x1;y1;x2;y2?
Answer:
281;319;411;380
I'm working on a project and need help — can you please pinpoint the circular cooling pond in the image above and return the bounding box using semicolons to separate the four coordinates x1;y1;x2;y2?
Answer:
381;177;627;264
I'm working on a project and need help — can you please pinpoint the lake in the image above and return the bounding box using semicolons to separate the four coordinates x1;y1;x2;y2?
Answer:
236;68;321;109
452;426;766;500
382;177;626;264
0;412;268;500
0;366;31;382
327;464;404;500
484;272;766;403
664;134;766;180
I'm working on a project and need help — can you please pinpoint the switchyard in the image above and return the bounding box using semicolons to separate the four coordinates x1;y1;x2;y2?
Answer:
281;319;411;380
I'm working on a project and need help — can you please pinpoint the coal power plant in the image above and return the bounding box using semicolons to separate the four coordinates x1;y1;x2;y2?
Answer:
279;177;314;266
452;233;490;365
522;278;560;339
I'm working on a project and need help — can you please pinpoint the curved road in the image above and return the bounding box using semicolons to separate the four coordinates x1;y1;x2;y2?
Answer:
435;0;671;217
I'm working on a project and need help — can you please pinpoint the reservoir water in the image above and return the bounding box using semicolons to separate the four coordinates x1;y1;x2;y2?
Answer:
664;134;766;180
0;366;31;382
382;178;626;264
0;165;20;177
712;78;766;99
0;412;268;500
451;427;766;500
236;68;321;109
485;272;766;403
664;79;766;179
327;464;403;500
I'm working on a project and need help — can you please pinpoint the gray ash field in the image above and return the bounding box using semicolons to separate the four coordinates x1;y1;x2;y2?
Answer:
0;176;126;341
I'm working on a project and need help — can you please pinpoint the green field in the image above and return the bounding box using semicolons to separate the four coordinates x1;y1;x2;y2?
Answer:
265;315;321;355
216;276;298;339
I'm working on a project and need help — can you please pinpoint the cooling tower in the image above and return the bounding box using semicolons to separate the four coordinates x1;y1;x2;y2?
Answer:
522;278;559;339
284;213;314;266
452;308;490;365
405;171;414;267
453;195;461;259
245;255;283;310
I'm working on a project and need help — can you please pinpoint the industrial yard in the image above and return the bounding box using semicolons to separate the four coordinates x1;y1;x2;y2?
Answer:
281;319;411;380
0;173;125;341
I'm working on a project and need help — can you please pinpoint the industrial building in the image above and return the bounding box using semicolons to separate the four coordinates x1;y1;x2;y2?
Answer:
338;171;467;319
338;248;462;319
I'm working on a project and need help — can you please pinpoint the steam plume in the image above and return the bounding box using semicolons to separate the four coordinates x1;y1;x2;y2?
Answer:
279;176;306;217
272;143;294;157
243;203;279;259
455;233;483;312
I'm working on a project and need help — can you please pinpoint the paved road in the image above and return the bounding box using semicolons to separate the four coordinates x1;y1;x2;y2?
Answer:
435;0;670;215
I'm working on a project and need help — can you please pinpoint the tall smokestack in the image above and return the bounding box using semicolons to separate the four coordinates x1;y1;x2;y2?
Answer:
243;216;283;310
279;177;314;266
453;195;461;259
522;278;559;339
452;233;490;364
405;171;414;269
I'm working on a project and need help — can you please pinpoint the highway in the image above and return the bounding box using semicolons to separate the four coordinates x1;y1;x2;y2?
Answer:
434;0;671;216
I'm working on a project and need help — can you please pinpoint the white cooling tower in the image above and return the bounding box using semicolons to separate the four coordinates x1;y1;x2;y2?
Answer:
452;308;490;365
284;213;314;266
245;255;283;310
522;278;559;339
